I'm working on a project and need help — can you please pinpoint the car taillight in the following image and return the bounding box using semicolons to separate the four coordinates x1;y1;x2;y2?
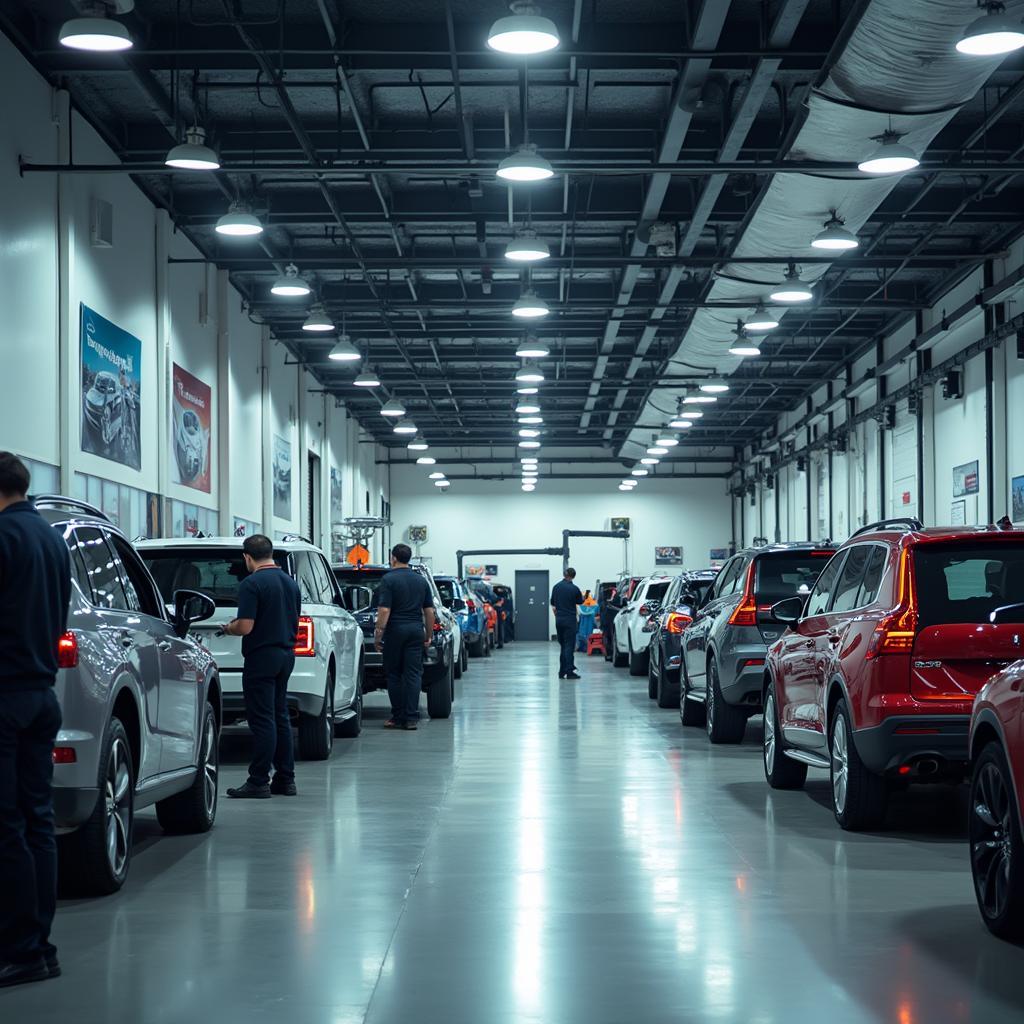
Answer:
433;620;443;633
57;631;78;669
466;599;476;613
639;602;652;616
52;746;77;764
294;616;315;656
666;612;692;635
865;549;916;659
728;563;757;627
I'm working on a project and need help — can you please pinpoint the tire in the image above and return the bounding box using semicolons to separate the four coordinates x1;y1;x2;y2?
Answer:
471;635;486;658
612;627;628;667
628;636;647;676
336;661;364;739
679;662;706;727
647;653;659;699
58;716;134;896
705;657;747;744
829;699;888;830
656;661;681;710
462;644;469;674
427;655;454;719
453;643;463;679
970;742;1024;941
298;676;334;760
763;683;806;790
157;702;219;834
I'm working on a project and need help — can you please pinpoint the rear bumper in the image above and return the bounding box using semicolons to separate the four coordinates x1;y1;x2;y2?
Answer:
53;786;99;829
719;642;769;708
853;715;971;775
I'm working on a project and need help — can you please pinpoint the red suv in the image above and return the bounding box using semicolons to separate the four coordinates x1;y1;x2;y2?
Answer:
762;518;1024;830
969;658;1024;940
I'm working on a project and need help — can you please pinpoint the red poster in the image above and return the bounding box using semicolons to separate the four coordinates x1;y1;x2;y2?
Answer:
171;363;212;493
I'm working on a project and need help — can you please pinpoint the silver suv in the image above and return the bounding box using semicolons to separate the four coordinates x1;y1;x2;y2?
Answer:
138;536;364;759
33;496;220;896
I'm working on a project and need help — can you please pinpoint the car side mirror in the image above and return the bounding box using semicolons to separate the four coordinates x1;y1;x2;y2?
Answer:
347;585;373;613
173;588;216;638
990;602;1024;624
771;596;806;626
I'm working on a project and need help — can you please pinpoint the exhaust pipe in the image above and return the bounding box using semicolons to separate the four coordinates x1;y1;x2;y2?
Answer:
916;758;940;777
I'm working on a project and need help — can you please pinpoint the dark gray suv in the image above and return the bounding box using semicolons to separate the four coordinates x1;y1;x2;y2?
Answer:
680;543;835;743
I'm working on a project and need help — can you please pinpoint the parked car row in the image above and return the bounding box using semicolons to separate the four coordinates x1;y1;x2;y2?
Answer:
608;518;1024;942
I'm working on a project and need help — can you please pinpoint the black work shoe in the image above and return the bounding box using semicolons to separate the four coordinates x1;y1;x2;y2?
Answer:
270;778;297;796
226;782;272;799
384;718;402;729
0;960;48;989
558;673;565;679
44;953;61;979
565;672;581;680
402;721;418;730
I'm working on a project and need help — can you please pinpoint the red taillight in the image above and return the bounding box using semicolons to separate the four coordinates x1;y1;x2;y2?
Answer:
639;602;652;616
57;631;78;669
865;549;917;659
433;620;443;634
741;658;766;669
52;746;76;764
666;612;693;635
294;616;315;656
728;563;757;627
466;599;477;613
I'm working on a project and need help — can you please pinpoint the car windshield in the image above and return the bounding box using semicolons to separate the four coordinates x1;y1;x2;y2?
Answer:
914;542;1024;627
434;579;456;606
754;551;833;600
686;580;715;604
141;547;289;607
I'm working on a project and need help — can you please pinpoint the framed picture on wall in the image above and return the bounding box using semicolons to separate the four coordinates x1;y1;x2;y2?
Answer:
654;546;683;566
953;460;979;498
170;363;212;492
951;499;967;526
610;516;630;533
1012;475;1024;524
272;434;292;519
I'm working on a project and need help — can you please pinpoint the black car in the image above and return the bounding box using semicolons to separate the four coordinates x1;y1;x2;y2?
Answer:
647;570;720;708
332;562;457;719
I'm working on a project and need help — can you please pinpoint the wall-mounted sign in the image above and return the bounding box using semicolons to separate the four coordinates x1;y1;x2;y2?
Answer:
710;548;730;561
610;516;630;533
655;546;682;566
485;564;499;576
80;304;142;470
170;363;211;492
272;434;291;519
951;499;967;526
408;525;428;544
953;460;979;498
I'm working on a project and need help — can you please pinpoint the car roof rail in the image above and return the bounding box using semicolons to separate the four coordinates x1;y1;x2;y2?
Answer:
850;517;923;539
280;533;314;545
29;494;110;522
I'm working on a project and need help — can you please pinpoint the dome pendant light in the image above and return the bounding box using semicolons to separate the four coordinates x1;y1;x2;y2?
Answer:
165;126;220;170
488;2;560;55
515;338;550;358
858;130;920;175
957;3;1024;55
353;369;381;388
328;335;361;362
497;144;555;183
812;213;859;251
393;418;418;435
769;264;814;303
512;291;550;318
515;366;545;384
380;398;406;418
505;229;551;262
699;381;730;394
60;3;134;51
271;264;311;297
215;202;264;238
302;304;334;332
746;305;779;331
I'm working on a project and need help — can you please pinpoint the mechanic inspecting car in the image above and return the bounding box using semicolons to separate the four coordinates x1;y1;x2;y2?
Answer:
0;453;71;988
550;567;584;680
221;534;302;799
374;543;435;730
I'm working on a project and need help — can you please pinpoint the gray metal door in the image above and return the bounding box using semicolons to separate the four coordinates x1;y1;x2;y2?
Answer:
515;570;550;641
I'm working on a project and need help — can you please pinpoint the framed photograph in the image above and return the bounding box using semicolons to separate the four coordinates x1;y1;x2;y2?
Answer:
1012;475;1024;524
170;363;212;492
953;460;979;498
485;564;499;575
610;516;630;533
408;525;428;544
272;434;292;519
950;499;967;526
654;546;683;566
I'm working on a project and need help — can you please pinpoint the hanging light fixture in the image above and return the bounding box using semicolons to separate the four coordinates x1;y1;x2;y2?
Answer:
621;479;638;487
515;401;541;414
488;1;560;54
745;305;779;331
407;439;428;451
769;265;814;303
631;468;649;477
812;213;859;251
515;366;545;383
519;439;541;449
522;483;536;491
518;416;543;425
512;290;550;318
668;418;695;429
353;369;381;387
328;335;361;362
729;338;763;357
165;126;220;170
416;456;436;465
646;445;669;456
517;385;540;395
640;457;660;466
59;2;134;51
957;3;1024;54
215;202;263;237
518;428;541;438
505;229;551;262
699;381;730;394
429;472;446;480
497;144;555;183
521;457;538;464
655;437;679;447
858;130;920;174
393;418;418;435
683;395;717;405
271;264;311;296
515;339;550;358
435;479;451;489
380;398;406;418
302;304;334;332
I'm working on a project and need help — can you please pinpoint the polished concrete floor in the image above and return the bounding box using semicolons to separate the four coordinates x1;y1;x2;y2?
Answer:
6;642;1023;1023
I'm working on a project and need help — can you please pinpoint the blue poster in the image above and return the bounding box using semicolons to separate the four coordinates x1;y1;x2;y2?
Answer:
80;304;142;470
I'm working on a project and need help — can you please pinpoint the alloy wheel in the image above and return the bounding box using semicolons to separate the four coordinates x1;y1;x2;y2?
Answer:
105;737;132;878
705;665;716;736
201;716;218;817
831;717;849;814
764;693;776;774
972;760;1014;922
324;683;334;750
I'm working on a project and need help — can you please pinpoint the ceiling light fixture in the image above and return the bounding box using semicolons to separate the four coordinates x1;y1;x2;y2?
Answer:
858;130;920;174
353;369;381;387
640;457;660;466
429;472;446;480
380;398;406;418
521;457;538;464
327;335;361;362
59;2;134;51
515;340;550;358
745;305;779;331
812;213;859;251
165;126;219;170
515;366;545;383
488;1;560;54
522;483;536;492
668;418;695;429
497;143;555;182
699;381;730;394
505;229;551;262
677;410;703;420
271;264;311;296
518;416;543;425
519;439;541;449
519;428;540;438
393;418;418;435
655;437;679;447
517;385;539;395
683;395;717;405
408;440;429;451
957;2;1024;55
729;340;763;358
646;446;669;456
512;291;550;318
631;468;649;476
215;203;263;237
618;484;633;491
515;401;541;414
302;304;334;332
416;456;436;465
435;480;451;489
769;265;813;303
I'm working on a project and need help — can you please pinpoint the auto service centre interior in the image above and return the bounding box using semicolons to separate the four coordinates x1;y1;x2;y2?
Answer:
2;0;1024;1020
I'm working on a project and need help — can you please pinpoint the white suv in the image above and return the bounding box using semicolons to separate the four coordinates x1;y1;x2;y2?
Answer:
612;575;674;676
138;537;364;760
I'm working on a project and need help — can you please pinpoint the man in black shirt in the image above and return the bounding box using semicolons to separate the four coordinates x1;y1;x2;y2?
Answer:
222;535;302;799
0;453;70;988
550;567;584;680
374;544;435;730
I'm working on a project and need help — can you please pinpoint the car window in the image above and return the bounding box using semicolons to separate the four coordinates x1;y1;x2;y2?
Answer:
435;579;456;607
663;579;680;606
645;581;669;603
712;559;739;599
754;551;833;601
307;552;334;605
856;546;889;607
141;547;289;607
293;553;321;605
75;527;129;611
65;528;94;601
914;543;1024;627
831;546;874;614
108;533;164;618
804;553;847;617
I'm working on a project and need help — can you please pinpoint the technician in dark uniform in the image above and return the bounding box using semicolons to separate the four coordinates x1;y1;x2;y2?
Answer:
0;453;70;988
374;544;435;730
550;567;584;680
222;535;301;799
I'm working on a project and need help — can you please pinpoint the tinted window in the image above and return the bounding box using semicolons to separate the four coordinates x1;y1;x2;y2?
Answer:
435;579;456;606
755;551;833;601
804;554;846;617
333;569;388;597
914;544;1024;627
857;546;889;607
831;546;874;613
645;582;670;603
685;579;715;607
714;559;741;599
294;553;321;605
65;528;94;601
142;547;289;607
75;527;129;611
108;534;163;618
306;553;334;605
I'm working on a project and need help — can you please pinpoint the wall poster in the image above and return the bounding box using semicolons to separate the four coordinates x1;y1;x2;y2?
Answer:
80;304;142;470
953;460;980;498
1012;475;1024;524
272;434;292;519
170;363;212;492
655;546;683;566
950;499;967;526
610;516;630;533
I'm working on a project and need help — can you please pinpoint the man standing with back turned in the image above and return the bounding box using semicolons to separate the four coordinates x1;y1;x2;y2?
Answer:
222;535;302;799
551;567;584;680
0;453;70;988
374;544;435;730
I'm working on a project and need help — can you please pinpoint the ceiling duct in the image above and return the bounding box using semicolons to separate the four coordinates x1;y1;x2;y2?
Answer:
620;0;1011;458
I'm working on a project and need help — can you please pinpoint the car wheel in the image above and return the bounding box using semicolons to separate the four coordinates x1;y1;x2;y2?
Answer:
628;635;647;676
829;699;887;830
58;716;134;896
656;660;681;710
647;651;659;699
679;660;706;727
970;742;1024;941
157;701;219;833
453;644;463;679
612;626;628;668
336;660;364;739
763;683;806;790
462;644;469;674
298;676;334;760
427;655;454;719
705;657;746;744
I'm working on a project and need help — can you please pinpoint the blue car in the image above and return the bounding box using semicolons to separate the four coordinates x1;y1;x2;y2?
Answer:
434;575;489;658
